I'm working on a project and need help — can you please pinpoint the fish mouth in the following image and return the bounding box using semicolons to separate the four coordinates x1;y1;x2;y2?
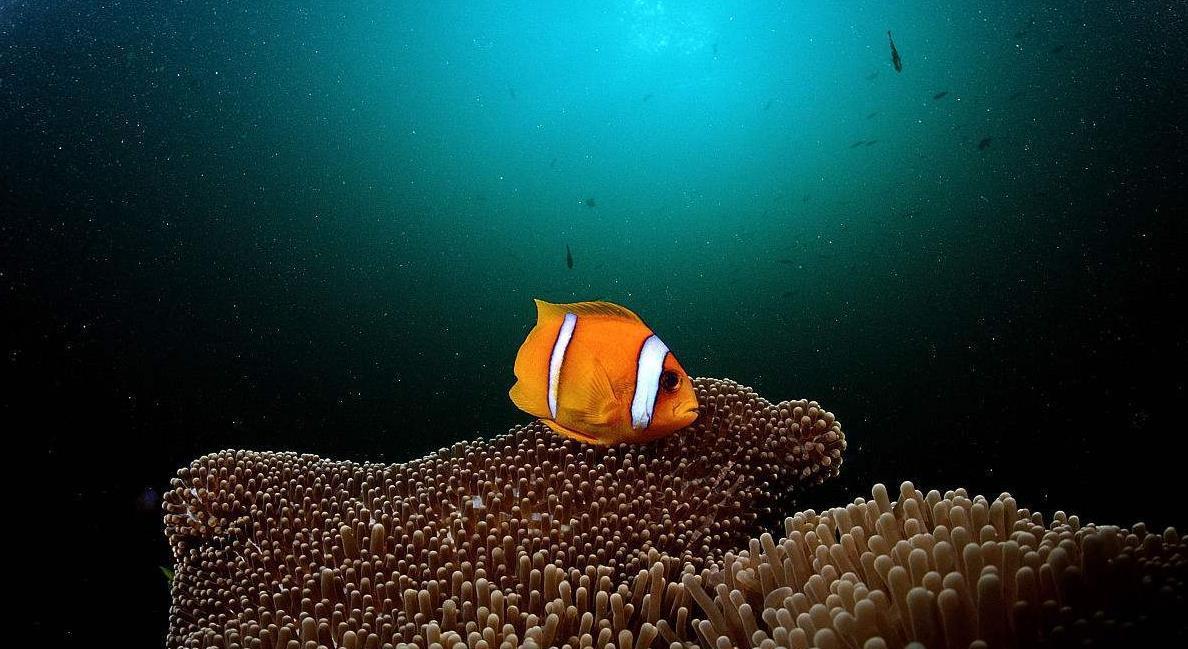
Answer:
675;403;700;421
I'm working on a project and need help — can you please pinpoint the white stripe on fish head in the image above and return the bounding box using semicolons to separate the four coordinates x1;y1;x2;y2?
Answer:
547;312;577;419
631;334;670;430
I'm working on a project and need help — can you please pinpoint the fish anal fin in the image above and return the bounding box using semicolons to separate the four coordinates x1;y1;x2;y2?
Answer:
542;418;605;445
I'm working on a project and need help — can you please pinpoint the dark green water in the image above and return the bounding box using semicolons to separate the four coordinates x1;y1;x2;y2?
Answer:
2;1;1184;645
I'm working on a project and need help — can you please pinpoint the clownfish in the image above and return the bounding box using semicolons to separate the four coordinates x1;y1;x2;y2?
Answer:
509;299;700;445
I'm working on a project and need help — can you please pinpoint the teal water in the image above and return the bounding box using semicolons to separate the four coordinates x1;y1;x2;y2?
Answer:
2;1;1184;645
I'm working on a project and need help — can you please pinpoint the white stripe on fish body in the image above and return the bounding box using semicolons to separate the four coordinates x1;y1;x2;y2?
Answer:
631;334;669;430
547;312;577;419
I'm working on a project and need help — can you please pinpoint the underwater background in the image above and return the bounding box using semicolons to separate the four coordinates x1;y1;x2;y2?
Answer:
1;1;1183;645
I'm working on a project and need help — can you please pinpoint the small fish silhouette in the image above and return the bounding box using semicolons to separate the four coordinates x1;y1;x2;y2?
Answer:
566;244;573;269
933;91;949;100
977;137;993;150
850;140;866;149
584;197;596;209
887;31;902;72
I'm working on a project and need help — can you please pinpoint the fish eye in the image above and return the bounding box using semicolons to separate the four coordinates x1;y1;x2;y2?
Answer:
660;370;680;393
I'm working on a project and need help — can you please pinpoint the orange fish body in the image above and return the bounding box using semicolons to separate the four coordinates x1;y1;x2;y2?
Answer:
509;300;699;445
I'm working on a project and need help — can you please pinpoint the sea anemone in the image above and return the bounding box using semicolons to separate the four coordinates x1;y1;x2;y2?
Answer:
684;481;1185;648
162;378;1185;648
163;377;845;648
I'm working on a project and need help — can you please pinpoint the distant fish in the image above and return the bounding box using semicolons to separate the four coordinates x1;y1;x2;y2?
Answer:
584;196;597;208
782;290;795;298
550;157;558;170
763;98;774;111
866;111;879;119
865;71;880;81
977;137;993;150
1050;44;1065;54
642;93;653;102
1008;90;1024;101
887;31;902;72
777;258;795;265
864;139;879;146
712;41;719;57
850;140;866;149
507;85;517;100
566;244;573;269
509;300;699;445
933;91;949;100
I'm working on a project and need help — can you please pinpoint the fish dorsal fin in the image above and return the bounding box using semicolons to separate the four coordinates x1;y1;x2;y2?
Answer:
563;356;620;427
534;299;643;324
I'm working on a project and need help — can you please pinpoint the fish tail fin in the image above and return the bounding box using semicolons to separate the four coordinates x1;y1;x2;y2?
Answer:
508;300;571;419
509;380;548;419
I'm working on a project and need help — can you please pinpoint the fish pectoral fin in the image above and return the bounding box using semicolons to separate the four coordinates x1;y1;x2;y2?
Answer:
565;359;620;426
542;418;605;445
